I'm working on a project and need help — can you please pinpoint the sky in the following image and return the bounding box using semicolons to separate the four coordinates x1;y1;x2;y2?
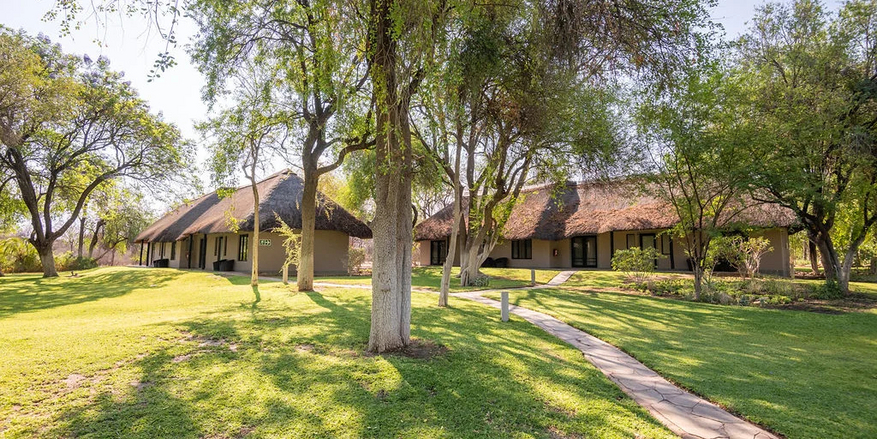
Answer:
0;0;844;196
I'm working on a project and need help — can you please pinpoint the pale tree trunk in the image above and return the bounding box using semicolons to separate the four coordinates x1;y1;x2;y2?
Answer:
249;174;260;287
297;171;318;291
439;168;462;306
368;0;415;352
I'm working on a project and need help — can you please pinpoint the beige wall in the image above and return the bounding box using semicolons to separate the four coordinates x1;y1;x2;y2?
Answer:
146;230;351;275
415;227;791;277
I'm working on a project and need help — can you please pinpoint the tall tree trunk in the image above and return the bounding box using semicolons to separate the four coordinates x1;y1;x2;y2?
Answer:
808;240;819;274
249;174;260;287
368;0;414;353
88;219;104;259
77;217;86;259
37;242;58;277
298;170;318;291
439;140;463;307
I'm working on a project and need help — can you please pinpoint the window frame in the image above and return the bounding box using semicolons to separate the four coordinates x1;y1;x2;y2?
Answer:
661;234;671;255
626;233;636;249
511;239;532;260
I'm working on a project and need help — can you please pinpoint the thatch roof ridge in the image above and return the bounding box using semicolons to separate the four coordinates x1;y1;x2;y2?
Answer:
137;170;372;242
414;178;796;241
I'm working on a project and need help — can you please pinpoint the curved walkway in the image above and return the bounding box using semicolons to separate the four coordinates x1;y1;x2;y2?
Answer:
452;271;779;439
257;269;778;438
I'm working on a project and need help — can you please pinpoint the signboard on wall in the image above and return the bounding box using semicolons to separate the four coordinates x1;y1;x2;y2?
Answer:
259;239;271;247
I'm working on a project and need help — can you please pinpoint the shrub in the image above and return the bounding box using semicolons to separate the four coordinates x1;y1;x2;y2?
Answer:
712;235;773;279
471;275;490;287
55;252;98;272
611;247;664;283
0;237;42;273
348;247;366;275
811;281;844;300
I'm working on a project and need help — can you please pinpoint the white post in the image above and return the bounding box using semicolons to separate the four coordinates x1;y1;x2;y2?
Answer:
282;264;289;285
501;291;509;322
531;269;536;286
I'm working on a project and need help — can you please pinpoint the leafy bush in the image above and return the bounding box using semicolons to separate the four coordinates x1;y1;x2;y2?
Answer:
712;235;773;279
55;252;98;272
811;281;844;300
0;237;41;273
471;276;490;287
348;247;366;275
611;247;664;283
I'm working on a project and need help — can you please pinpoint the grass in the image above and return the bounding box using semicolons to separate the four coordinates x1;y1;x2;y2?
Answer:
485;272;877;439
308;266;561;292
0;267;672;438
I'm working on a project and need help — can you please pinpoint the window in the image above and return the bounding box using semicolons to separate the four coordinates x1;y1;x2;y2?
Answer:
430;240;447;265
224;236;228;256
511;239;532;259
160;242;165;259
170;241;176;260
626;234;636;249
239;235;249;261
214;236;221;256
661;234;671;255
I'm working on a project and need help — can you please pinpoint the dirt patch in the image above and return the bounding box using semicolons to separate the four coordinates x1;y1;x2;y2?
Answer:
375;339;449;360
63;374;86;389
129;380;153;392
172;354;193;363
548;426;584;439
295;344;315;353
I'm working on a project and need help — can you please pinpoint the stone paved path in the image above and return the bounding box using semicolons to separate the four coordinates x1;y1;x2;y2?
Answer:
546;270;578;286
454;290;779;439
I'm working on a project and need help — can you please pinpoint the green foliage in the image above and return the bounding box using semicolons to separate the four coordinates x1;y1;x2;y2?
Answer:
735;0;877;290
347;247;366;275
272;213;301;272
0;237;40;273
611;247;664;283
0;27;191;276
712;235;773;279
54;252;98;272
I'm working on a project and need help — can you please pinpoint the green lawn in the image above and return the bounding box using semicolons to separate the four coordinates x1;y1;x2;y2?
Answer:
310;266;561;292
0;267;671;438
485;275;877;439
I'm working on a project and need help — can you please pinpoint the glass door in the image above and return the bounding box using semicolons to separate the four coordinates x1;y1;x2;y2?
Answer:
571;236;597;267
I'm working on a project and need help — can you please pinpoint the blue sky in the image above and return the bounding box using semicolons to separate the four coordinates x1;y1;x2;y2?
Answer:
1;0;843;189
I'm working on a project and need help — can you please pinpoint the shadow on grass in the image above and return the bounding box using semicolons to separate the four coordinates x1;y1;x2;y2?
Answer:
0;268;185;318
42;288;670;438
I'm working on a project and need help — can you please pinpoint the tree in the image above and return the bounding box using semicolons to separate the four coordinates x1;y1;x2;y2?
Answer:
86;187;154;263
189;0;374;292
737;0;877;294
0;29;190;277
198;62;290;287
637;65;758;299
416;0;714;291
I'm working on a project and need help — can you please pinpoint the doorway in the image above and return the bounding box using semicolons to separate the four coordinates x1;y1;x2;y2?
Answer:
198;237;207;269
571;236;597;267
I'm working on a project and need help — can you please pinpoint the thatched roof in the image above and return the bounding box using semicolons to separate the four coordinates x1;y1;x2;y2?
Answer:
136;170;372;242
414;180;797;241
